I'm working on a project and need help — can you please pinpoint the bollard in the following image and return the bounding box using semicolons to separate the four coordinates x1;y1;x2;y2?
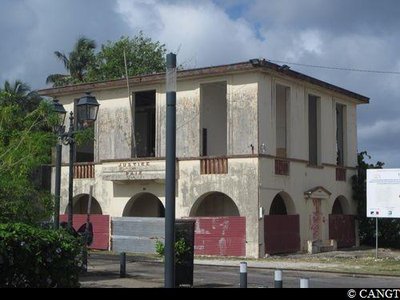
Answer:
120;252;126;278
274;270;283;288
81;246;88;273
300;278;309;288
240;262;247;288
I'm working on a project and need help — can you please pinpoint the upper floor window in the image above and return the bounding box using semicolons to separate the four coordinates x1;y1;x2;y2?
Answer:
133;90;156;158
336;103;346;166
74;98;94;163
200;82;227;157
276;84;290;158
308;95;320;166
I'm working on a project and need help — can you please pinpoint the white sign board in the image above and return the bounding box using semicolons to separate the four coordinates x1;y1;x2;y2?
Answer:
367;169;400;218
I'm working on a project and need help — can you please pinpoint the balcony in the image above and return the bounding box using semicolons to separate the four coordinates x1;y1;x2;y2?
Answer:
74;163;95;179
200;157;228;175
275;159;290;176
336;167;346;181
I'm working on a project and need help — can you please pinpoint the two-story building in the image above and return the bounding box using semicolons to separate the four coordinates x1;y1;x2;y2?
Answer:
39;59;369;258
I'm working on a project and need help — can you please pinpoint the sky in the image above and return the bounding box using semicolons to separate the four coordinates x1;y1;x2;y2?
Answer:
1;0;400;167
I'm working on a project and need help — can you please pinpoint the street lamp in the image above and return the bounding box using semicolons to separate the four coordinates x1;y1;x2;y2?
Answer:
52;92;100;230
165;53;177;288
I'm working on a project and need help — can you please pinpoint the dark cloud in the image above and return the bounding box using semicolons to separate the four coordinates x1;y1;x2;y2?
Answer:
247;0;400;35
1;0;399;166
0;0;129;89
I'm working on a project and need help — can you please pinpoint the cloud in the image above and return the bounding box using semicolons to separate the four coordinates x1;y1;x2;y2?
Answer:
1;0;400;166
115;0;264;68
0;0;128;89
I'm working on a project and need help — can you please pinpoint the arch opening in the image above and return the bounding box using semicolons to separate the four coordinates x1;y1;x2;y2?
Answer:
123;193;165;217
332;196;350;215
190;192;239;217
269;192;296;215
65;194;103;215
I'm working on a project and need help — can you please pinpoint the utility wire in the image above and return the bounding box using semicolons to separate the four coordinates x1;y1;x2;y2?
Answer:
268;59;400;75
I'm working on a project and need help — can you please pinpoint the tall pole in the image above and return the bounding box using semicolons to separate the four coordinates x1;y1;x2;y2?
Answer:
165;53;177;288
375;218;379;259
67;112;75;229
54;142;62;229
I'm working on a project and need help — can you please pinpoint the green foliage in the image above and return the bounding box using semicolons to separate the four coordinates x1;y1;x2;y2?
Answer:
352;151;400;248
47;32;167;87
0;85;57;224
0;223;83;287
0;81;42;113
74;125;95;147
87;32;166;82
46;36;97;87
155;237;191;264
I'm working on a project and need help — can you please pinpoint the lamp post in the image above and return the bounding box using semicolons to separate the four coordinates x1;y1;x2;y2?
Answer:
52;93;100;230
165;53;177;288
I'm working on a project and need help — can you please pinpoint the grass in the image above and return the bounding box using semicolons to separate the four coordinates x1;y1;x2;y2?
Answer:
195;248;400;276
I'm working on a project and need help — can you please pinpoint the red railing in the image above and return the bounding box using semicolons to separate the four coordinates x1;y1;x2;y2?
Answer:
74;163;95;179
336;167;346;181
275;159;290;176
200;158;228;175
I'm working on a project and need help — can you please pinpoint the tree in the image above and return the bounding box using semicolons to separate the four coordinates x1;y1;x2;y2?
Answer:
352;151;400;248
1;80;42;113
0;83;57;224
86;32;166;82
46;37;96;87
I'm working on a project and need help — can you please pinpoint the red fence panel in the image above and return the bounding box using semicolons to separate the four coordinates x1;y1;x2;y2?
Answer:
193;217;246;257
264;215;300;255
329;214;355;248
59;214;110;250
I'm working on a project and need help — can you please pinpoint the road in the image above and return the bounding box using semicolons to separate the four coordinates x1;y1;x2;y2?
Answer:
80;254;400;288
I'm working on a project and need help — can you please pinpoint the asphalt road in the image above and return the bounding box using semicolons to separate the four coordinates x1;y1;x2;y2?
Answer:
80;254;400;288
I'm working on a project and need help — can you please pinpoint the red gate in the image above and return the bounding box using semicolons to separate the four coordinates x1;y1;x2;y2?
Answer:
193;217;246;257
329;214;355;248
60;214;110;250
264;215;300;255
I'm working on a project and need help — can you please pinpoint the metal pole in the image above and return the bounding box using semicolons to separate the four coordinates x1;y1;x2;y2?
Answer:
82;185;93;272
54;142;62;229
240;262;247;288
274;270;283;288
120;252;126;278
67;112;74;229
165;53;177;288
376;218;379;259
300;278;309;288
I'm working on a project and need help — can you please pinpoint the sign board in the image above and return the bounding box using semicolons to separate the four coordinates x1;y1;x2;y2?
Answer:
367;169;400;218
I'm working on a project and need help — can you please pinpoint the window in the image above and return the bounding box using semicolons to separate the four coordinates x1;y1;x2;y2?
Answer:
74;99;94;163
133;90;156;158
336;104;345;166
276;84;289;157
200;82;227;156
308;95;320;165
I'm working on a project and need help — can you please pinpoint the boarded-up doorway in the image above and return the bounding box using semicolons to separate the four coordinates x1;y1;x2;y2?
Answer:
329;197;355;248
264;192;300;255
190;192;245;256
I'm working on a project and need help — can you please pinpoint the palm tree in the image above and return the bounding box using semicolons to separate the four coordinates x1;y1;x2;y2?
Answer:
46;37;96;87
0;80;41;112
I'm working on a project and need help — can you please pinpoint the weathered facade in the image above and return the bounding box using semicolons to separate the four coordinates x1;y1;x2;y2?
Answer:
39;60;369;258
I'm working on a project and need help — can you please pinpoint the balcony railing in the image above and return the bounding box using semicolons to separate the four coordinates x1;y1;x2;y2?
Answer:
201;157;228;175
275;159;290;176
336;167;346;182
74;163;95;179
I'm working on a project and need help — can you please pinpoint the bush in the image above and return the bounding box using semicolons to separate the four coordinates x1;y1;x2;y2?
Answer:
0;223;84;288
155;238;190;264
